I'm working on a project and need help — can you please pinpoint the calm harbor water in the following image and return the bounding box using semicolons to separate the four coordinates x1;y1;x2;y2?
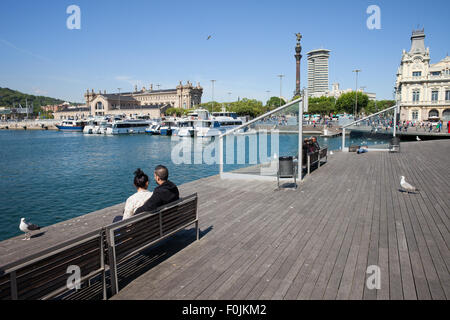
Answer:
0;130;390;241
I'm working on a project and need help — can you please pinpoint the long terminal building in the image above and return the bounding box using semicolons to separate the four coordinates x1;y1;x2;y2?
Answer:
53;81;203;120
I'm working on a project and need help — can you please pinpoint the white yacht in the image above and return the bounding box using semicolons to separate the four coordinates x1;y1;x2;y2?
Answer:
83;116;107;134
176;119;196;137
213;116;244;134
194;119;222;137
106;119;152;135
145;122;161;135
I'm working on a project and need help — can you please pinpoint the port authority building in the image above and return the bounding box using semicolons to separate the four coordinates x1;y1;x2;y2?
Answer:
396;29;450;122
53;81;203;120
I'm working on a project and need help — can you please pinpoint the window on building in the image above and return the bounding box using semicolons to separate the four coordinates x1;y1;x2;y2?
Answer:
446;90;450;101
412;71;422;77
412;90;420;102
412;110;419;120
431;71;441;76
431;90;439;101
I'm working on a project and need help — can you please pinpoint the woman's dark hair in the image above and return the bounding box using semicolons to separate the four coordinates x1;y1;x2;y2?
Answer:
134;168;149;188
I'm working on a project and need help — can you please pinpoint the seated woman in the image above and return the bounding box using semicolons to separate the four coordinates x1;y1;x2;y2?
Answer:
122;169;153;220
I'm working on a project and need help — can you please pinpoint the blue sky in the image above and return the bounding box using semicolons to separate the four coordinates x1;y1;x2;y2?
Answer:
0;0;449;103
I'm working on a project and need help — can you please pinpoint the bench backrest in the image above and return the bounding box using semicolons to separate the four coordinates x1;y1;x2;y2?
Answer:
105;193;198;295
308;151;319;163
106;193;198;263
0;229;105;300
319;147;328;158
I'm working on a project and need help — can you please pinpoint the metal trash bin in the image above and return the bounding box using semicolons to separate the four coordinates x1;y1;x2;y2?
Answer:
278;156;297;189
389;136;401;152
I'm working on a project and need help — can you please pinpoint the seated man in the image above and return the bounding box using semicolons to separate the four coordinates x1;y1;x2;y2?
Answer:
311;136;320;152
135;165;180;214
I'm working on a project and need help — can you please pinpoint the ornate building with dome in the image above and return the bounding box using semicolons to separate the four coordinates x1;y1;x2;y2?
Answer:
396;29;450;122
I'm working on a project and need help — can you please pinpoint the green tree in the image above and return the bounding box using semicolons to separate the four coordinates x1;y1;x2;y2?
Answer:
165;107;185;117
336;92;369;115
265;96;286;110
198;101;222;113
0;87;82;116
307;96;336;115
229;98;265;118
363;99;395;115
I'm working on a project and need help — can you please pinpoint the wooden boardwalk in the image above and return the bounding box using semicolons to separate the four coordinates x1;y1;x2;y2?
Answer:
110;139;449;300
1;140;448;300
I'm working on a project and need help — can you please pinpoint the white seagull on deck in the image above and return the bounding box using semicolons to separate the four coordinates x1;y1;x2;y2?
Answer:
416;136;421;141
400;176;420;194
19;218;41;240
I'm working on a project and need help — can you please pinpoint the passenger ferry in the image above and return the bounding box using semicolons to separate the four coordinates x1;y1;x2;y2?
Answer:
175;120;196;137
56;120;86;132
193;116;244;137
105;119;152;135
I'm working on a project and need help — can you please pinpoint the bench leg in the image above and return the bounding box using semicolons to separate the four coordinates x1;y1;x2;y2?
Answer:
107;236;119;296
102;270;107;300
196;221;199;241
277;173;280;189
294;171;297;189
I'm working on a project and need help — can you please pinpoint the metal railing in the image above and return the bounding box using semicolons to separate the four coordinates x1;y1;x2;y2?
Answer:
218;96;305;181
340;104;398;152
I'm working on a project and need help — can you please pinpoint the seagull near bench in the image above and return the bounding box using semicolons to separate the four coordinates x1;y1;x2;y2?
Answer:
19;218;41;240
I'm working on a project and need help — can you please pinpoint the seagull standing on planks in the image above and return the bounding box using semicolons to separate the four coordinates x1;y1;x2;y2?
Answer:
416;136;421;141
19;218;41;240
400;176;420;194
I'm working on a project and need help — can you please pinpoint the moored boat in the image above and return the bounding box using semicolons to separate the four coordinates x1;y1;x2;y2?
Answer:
106;119;152;135
56;120;86;132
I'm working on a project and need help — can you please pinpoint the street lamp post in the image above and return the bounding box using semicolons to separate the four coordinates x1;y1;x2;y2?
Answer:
227;92;232;111
353;69;361;118
277;75;284;107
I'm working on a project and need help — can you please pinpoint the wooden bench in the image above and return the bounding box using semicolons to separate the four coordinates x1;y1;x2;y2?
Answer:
306;146;328;175
105;193;199;296
0;229;106;300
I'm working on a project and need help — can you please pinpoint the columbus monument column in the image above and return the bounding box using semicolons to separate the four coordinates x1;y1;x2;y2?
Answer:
294;33;302;97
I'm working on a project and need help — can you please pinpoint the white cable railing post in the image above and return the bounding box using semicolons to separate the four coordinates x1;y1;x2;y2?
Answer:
342;127;346;152
219;136;224;175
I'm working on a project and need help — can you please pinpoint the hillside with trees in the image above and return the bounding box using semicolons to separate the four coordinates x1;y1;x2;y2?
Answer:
0;87;80;114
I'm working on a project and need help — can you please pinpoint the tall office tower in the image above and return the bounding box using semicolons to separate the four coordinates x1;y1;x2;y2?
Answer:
307;49;331;97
